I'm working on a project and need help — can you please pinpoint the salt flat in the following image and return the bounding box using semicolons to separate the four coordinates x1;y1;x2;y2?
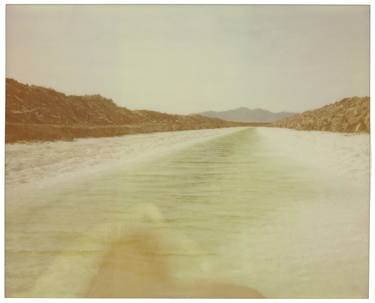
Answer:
5;127;370;298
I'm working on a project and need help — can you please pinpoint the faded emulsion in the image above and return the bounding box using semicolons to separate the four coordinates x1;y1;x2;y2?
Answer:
5;4;370;299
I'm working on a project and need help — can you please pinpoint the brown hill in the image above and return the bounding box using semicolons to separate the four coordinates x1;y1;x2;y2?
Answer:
5;78;253;143
273;97;370;133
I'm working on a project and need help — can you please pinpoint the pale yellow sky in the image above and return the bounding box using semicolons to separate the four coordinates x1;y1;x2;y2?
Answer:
6;5;370;114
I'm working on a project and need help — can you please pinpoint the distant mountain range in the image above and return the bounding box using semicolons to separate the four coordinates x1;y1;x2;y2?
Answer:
6;78;368;143
199;107;295;122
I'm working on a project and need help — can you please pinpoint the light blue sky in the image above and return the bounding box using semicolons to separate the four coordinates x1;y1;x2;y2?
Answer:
6;5;370;114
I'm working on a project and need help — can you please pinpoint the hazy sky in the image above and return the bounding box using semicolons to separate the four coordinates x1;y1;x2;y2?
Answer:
6;5;369;114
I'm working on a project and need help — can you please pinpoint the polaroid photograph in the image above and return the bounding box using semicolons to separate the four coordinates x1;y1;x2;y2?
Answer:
3;2;371;299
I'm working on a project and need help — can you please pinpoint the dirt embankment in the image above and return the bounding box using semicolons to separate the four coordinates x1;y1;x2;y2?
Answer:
273;97;370;133
6;78;261;143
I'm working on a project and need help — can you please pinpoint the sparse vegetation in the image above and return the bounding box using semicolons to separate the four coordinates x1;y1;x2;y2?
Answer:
273;97;370;133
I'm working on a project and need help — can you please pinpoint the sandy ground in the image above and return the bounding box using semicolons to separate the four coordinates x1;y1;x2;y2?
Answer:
86;230;263;298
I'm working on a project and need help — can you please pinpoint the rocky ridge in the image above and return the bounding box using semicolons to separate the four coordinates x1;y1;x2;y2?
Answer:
273;97;370;133
6;78;256;143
